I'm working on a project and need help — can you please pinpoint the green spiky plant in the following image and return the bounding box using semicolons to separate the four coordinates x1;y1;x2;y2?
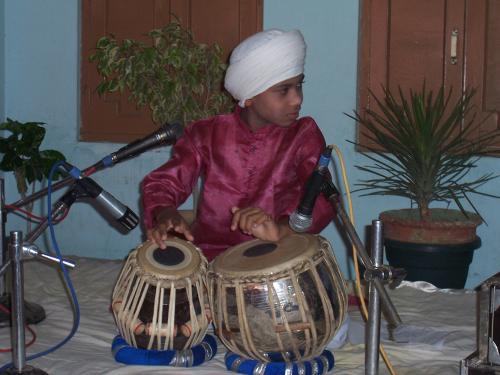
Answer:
90;22;233;127
348;84;500;222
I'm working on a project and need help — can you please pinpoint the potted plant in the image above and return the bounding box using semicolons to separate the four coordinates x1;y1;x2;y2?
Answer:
348;84;500;288
0;118;66;202
89;21;234;127
0;118;66;324
90;22;234;220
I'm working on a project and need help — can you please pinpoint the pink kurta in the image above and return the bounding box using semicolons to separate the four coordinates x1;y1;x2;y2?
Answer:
142;108;334;261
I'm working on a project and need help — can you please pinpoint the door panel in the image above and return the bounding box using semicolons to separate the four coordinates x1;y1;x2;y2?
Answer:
358;0;466;146
465;0;500;149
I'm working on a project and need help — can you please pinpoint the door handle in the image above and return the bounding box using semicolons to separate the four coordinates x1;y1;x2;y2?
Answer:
450;29;458;65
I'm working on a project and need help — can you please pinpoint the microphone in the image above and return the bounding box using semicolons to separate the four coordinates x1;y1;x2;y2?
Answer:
96;122;183;170
76;177;139;232
289;146;332;232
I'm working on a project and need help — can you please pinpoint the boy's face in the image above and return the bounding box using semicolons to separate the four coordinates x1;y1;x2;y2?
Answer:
243;74;304;129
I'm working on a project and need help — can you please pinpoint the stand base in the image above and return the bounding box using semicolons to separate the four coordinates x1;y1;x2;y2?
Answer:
0;294;46;326
0;365;49;375
460;351;500;374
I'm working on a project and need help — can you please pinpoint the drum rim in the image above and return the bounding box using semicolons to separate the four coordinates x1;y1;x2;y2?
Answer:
135;239;207;281
210;233;320;278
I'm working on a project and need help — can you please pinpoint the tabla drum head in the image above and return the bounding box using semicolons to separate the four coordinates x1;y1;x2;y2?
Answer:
136;239;202;280
211;233;319;278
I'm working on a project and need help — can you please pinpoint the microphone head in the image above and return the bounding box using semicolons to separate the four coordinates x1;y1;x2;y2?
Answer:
117;207;140;232
289;211;312;233
160;122;183;142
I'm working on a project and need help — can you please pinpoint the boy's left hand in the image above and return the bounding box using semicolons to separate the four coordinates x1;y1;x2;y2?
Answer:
231;206;289;242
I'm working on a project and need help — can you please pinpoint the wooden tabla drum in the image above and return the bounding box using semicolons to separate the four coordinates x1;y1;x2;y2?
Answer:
209;233;347;362
112;239;211;351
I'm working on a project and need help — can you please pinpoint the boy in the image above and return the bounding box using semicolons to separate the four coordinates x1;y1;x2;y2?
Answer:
142;29;334;261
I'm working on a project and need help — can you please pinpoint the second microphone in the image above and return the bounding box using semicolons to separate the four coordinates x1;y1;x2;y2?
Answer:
76;177;139;232
289;146;332;232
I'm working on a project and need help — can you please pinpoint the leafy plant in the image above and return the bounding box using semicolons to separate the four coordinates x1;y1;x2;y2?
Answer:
90;22;233;126
348;85;500;220
0;118;66;197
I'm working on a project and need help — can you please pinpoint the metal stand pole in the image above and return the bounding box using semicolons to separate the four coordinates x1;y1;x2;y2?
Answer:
0;183;78;374
0;230;75;375
10;232;25;372
321;178;404;327
0;178;46;328
0;178;5;296
366;220;384;375
2;231;48;375
0;183;80;326
320;177;406;374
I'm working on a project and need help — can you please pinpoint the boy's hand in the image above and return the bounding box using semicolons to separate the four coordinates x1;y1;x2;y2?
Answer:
231;206;291;242
147;207;194;249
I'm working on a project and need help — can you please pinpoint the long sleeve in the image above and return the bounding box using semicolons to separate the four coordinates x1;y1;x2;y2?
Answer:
141;126;202;229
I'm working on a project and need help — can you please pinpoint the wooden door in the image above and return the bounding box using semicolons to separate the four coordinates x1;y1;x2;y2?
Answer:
465;0;500;150
358;0;466;146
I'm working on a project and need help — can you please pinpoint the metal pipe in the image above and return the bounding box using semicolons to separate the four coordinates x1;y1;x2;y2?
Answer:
366;220;384;375
24;200;69;244
8;161;100;210
0;178;5;295
9;176;74;209
3;232;50;375
331;197;402;327
10;231;26;371
22;245;76;269
0;259;11;278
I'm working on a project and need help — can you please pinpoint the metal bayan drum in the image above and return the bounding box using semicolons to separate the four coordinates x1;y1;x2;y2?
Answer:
209;233;347;362
112;239;211;351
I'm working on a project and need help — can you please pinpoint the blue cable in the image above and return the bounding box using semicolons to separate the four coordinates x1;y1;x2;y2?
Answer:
0;160;81;372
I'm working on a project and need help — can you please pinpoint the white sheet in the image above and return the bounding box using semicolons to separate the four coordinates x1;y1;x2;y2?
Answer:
0;257;477;374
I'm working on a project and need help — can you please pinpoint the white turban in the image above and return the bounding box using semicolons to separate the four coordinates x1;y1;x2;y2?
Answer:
224;29;306;107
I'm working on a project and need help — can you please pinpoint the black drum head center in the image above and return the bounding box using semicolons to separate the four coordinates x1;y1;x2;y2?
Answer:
243;243;277;257
152;246;185;266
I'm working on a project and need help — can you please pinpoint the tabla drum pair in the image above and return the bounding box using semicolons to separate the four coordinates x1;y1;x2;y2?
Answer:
209;233;348;363
112;233;347;364
111;238;211;351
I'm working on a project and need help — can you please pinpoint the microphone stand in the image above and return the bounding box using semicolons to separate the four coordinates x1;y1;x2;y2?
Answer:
10;121;182;211
0;159;99;322
0;186;77;375
1;158;114;325
320;177;406;374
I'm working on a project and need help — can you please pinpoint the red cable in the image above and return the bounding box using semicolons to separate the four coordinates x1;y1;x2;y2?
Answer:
83;166;97;176
5;204;68;224
4;205;45;222
0;303;37;352
5;163;99;224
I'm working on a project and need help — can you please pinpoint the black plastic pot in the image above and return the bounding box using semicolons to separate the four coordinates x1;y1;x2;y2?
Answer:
385;237;481;289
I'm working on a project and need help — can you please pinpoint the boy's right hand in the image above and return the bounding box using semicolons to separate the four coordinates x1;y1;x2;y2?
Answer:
147;207;194;249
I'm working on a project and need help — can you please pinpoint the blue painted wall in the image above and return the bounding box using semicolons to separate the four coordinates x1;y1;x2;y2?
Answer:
3;0;499;288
